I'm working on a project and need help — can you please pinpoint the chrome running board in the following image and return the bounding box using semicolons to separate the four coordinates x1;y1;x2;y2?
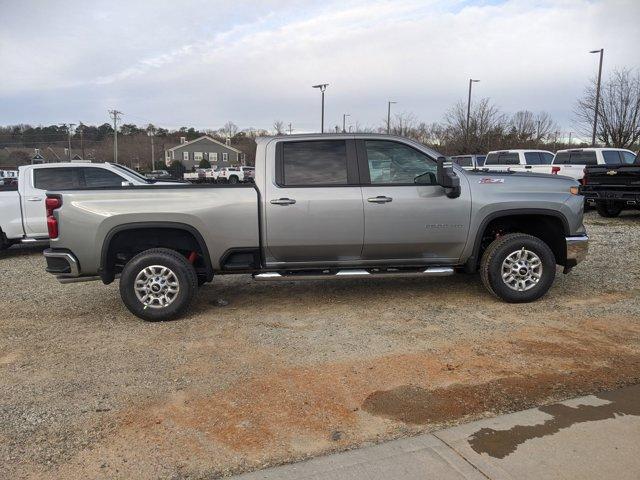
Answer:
254;267;454;282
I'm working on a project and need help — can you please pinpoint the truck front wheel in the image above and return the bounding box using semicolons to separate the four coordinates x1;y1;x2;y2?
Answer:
480;233;556;303
595;202;622;218
119;248;198;321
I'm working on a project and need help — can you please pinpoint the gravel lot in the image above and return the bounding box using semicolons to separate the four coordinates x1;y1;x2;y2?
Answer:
2;210;640;479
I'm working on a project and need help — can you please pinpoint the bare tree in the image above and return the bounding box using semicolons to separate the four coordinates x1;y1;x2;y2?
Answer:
509;111;558;146
574;68;640;148
444;98;507;153
272;120;285;135
219;121;239;139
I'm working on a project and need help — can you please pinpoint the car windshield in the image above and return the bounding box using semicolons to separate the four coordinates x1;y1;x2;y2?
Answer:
110;163;153;183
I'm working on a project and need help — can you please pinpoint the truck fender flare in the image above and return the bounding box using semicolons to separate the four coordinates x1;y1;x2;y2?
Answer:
99;222;214;283
466;208;570;272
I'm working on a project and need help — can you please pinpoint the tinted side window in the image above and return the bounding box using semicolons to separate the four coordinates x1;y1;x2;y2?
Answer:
82;168;124;187
553;152;570;164
540;152;554;165
365;140;436;185
602;151;622;165
33;168;82;190
476;155;486;166
621;151;637;164
282;140;348;186
524;152;542;165
485;153;500;165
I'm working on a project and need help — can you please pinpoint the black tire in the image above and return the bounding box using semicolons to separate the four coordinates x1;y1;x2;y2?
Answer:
480;233;556;303
119;248;198;321
0;230;11;250
228;175;239;184
596;202;622;218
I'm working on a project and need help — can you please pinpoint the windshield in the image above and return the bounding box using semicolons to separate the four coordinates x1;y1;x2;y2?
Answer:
110;163;153;182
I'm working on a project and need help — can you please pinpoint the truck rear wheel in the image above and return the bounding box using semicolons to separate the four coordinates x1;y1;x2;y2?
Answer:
228;175;239;184
119;248;198;321
596;202;622;218
480;233;555;303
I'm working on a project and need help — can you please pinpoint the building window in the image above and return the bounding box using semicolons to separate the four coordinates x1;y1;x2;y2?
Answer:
210;152;218;162
194;152;203;162
222;152;228;162
183;151;189;162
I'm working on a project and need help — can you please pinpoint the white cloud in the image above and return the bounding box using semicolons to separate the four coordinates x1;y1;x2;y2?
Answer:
0;0;638;130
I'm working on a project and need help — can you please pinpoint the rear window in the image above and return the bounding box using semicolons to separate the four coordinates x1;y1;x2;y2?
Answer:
451;156;473;167
33;168;83;190
486;152;519;165
621;151;637;165
476;155;486;166
553;151;597;165
281;140;348;186
539;152;554;165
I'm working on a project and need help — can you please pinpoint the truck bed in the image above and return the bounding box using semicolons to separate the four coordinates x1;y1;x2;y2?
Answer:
49;184;260;275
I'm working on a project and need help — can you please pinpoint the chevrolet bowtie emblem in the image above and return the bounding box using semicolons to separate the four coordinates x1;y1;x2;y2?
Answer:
606;170;618;175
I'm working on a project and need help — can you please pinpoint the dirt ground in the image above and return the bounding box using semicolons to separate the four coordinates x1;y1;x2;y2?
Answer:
1;210;640;479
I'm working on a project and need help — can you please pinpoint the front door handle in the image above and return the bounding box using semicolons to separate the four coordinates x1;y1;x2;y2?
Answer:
270;198;296;205
26;197;42;202
367;196;392;203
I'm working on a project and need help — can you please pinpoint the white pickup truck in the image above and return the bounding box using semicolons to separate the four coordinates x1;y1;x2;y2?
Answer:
483;150;555;173
550;148;637;183
0;162;179;249
217;166;255;183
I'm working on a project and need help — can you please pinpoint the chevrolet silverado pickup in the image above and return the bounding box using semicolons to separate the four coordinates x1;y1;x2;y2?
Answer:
580;153;640;217
0;162;181;249
551;148;637;183
43;134;589;321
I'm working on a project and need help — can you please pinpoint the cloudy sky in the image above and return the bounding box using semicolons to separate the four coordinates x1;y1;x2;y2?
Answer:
1;0;638;133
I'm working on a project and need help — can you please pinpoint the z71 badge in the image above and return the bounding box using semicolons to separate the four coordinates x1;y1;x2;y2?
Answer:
478;178;505;184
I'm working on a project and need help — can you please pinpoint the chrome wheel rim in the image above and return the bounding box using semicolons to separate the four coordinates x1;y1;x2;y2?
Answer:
501;248;542;292
134;265;180;309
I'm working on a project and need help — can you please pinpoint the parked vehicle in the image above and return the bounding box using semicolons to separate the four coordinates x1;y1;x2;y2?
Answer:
183;170;206;182
0;162;178;249
43;134;588;321
1;169;18;179
580;152;640;217
551;148;637;183
450;154;486;170
147;169;172;180
484;150;554;173
218;167;246;184
240;166;255;182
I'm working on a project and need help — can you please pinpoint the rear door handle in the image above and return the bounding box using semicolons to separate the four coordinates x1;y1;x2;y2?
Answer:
367;196;392;203
26;197;42;202
270;198;296;205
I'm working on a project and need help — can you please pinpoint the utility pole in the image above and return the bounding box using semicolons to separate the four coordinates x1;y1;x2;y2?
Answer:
536;119;541;147
288;122;292;135
312;84;329;133
109;109;122;164
147;125;156;171
387;101;396;134
568;132;572;146
78;123;85;160
64;123;75;161
590;48;604;147
342;113;350;133
465;79;480;152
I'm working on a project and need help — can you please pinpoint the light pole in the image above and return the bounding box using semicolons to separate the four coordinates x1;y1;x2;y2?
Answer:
590;48;604;147
147;125;156;171
387;101;396;134
342;114;350;133
312;84;329;133
466;79;480;152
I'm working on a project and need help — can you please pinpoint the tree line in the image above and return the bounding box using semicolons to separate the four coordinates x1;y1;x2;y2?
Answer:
1;68;638;170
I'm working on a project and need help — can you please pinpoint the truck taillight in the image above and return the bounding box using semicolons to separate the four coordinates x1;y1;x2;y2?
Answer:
551;166;560;174
45;195;62;239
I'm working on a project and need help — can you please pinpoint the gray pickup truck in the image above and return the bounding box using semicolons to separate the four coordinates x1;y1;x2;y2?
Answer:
44;134;588;321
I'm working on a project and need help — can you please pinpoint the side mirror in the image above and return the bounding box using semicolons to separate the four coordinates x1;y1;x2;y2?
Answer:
436;156;461;199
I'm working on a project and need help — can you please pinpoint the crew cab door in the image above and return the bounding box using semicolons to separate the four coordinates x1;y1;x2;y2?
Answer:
264;139;364;264
358;139;471;262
